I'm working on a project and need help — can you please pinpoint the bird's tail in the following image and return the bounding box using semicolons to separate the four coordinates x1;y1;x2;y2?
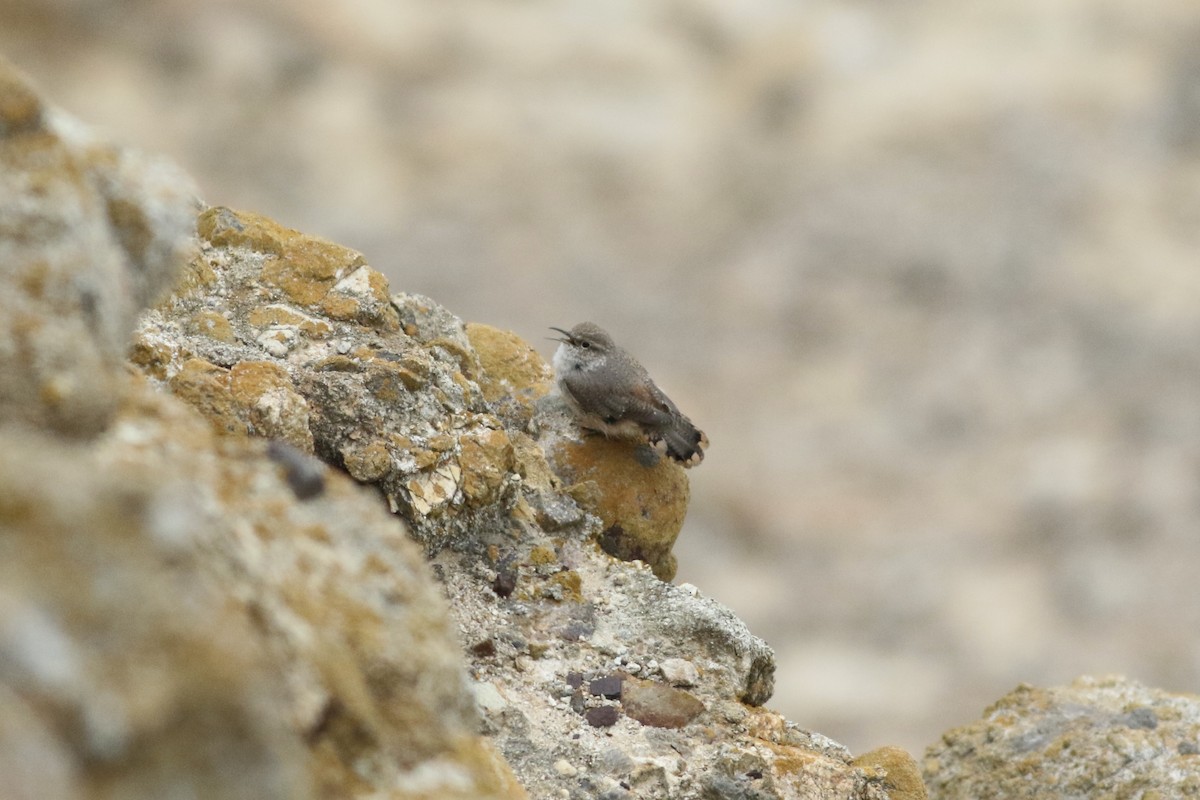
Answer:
655;419;708;468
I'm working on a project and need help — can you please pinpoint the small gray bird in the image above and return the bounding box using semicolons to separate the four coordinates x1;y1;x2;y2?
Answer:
550;322;708;467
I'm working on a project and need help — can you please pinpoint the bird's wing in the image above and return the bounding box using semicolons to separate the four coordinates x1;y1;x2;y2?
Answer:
563;369;676;427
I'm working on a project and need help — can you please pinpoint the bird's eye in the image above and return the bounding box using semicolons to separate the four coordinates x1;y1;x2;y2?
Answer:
580;341;591;348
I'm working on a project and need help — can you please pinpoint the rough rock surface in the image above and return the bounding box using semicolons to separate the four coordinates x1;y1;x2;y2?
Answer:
923;675;1200;799
0;56;197;438
0;427;306;800
854;747;928;800
0;58;521;800
549;430;690;582
131;200;893;798
0;54;904;799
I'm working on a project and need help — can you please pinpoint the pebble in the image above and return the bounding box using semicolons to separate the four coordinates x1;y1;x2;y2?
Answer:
589;675;624;699
553;759;579;777
659;657;699;687
621;681;705;729
585;706;620;727
471;681;508;714
265;440;325;500
256;328;294;357
491;566;517;598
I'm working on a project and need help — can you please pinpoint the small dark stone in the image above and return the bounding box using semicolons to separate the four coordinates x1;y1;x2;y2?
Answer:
560;621;593;641
597;524;627;561
745;769;763;780
470;639;497;658
570;691;587;714
589;675;624;700
1180;740;1199;755
585;706;620;728
1120;707;1158;730
566;671;584;690
266;440;326;500
597;787;633;800
492;565;517;598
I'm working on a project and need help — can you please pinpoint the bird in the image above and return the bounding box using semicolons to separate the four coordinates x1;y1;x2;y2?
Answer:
550;322;707;467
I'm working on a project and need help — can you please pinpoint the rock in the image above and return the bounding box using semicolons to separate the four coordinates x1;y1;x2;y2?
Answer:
550;427;689;582
473;681;509;715
636;581;776;706
127;205;876;797
0;56;197;437
660;657;700;687
621;679;706;729
590;674;625;700
0;65;527;799
923;675;1200;799
0;60;909;798
585;706;621;728
465;322;554;427
0;427;306;800
853;747;927;800
133;207;528;548
266;439;326;500
99;377;525;799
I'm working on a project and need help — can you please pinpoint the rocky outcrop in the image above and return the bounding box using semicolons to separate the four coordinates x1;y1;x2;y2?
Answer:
130;202;890;798
0;57;196;437
923;676;1200;799
17;45;1200;800
0;57;522;800
0;55;903;799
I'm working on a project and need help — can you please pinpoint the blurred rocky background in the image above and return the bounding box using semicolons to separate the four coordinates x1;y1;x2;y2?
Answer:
5;0;1200;756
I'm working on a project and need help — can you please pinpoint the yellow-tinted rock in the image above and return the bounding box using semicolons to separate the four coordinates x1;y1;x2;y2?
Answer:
459;427;515;505
553;436;688;581
342;441;394;482
364;359;425;401
128;338;176;381
853;746;928;800
187;309;236;342
247;305;333;338
509;431;557;492
0;60;43;134
0;58;195;438
169;358;243;435
229;361;313;450
465;323;553;416
319;267;400;331
548;569;582;602
198;206;365;307
0;426;307;800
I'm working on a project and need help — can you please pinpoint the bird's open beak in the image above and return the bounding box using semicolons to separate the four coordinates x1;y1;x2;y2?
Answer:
548;327;572;343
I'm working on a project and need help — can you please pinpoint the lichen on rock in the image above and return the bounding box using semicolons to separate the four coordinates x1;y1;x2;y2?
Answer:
924;676;1200;799
0;56;197;437
133;207;530;549
0;51;930;800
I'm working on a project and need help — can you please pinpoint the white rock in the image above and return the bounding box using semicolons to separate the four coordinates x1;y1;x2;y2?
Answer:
659;657;699;687
471;680;508;714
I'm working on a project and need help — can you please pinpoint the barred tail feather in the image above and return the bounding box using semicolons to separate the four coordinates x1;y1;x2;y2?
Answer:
655;421;708;468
